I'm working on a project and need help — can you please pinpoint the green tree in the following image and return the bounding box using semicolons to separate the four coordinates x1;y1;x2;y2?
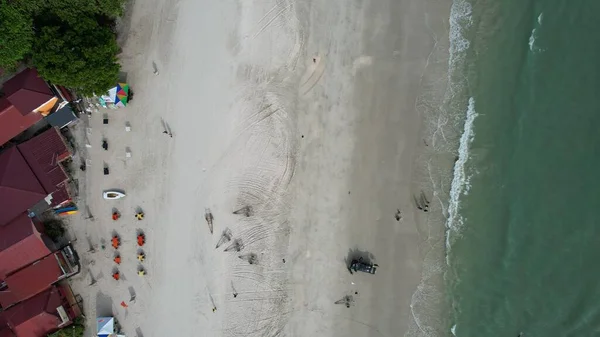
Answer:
13;0;126;19
48;317;85;337
32;17;120;96
43;219;65;242
0;2;34;69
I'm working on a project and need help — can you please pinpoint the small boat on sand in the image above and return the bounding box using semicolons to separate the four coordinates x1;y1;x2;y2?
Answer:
103;191;126;200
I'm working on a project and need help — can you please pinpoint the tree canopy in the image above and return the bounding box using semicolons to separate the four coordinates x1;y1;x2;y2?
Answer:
32;17;120;96
13;0;126;19
0;2;34;70
0;0;125;95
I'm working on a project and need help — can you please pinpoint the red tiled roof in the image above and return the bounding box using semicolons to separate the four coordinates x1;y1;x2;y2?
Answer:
0;99;43;147
2;69;54;115
0;214;51;281
0;255;62;309
17;128;70;194
48;184;71;208
0;327;15;337
0;315;14;337
1;287;62;337
0;148;47;226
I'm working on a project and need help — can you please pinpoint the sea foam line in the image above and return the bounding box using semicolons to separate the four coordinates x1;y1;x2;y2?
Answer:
445;97;477;255
443;0;474;256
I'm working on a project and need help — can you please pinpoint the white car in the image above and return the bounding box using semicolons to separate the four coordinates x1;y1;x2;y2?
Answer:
103;191;126;200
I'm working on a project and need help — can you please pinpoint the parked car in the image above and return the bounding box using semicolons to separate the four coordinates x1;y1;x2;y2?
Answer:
349;257;378;275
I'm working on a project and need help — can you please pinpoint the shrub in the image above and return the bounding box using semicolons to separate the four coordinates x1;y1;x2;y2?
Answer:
43;220;66;241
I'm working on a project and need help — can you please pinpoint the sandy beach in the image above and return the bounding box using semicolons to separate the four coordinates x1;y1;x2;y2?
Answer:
66;0;452;336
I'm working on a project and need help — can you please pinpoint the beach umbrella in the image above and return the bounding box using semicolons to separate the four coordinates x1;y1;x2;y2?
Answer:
96;317;114;337
114;83;129;107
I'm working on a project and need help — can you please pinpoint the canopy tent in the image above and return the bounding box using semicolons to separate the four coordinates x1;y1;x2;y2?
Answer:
97;317;114;337
100;83;130;108
111;83;129;107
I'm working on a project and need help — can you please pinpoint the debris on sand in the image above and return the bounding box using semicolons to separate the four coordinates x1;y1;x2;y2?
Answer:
231;281;238;298
215;228;232;249
204;208;214;234
414;191;430;213
334;295;354;308
238;253;258;265
233;205;253;217
224;239;243;252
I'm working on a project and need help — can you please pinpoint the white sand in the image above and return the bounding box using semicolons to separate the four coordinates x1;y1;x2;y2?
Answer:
67;0;451;336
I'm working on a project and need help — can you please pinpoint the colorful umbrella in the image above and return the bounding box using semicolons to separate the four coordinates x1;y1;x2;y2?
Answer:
114;83;129;107
108;83;129;107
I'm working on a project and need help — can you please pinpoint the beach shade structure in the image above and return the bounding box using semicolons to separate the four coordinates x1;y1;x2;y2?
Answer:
137;233;145;246
97;317;115;337
107;83;129;107
111;235;120;249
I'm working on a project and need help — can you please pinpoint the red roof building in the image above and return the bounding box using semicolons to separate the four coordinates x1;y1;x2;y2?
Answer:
0;214;51;281
0;255;63;309
0;149;47;226
17;128;70;196
0;69;59;147
1;69;58;118
0;316;15;337
0;100;42;148
0;287;68;337
0;127;72;225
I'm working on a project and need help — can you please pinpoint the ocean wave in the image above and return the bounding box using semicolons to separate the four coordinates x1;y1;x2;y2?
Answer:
529;28;537;51
443;0;475;261
448;0;472;70
445;97;477;258
529;13;544;52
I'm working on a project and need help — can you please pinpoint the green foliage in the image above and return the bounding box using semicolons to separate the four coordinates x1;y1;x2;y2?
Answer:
32;17;120;96
43;219;66;242
1;0;125;94
14;0;126;19
48;317;85;337
0;1;34;70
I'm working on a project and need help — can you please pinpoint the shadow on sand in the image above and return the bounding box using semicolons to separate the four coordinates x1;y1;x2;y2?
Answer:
96;291;113;317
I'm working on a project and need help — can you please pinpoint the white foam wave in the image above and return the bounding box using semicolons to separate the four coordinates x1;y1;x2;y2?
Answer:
451;324;457;336
530;13;545;52
445;97;478;260
405;2;475;336
448;0;473;70
529;28;536;51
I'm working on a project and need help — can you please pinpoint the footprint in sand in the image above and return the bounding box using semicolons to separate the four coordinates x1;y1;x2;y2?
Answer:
299;55;326;95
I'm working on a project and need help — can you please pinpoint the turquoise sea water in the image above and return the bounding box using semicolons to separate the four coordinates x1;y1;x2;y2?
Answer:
446;0;600;336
